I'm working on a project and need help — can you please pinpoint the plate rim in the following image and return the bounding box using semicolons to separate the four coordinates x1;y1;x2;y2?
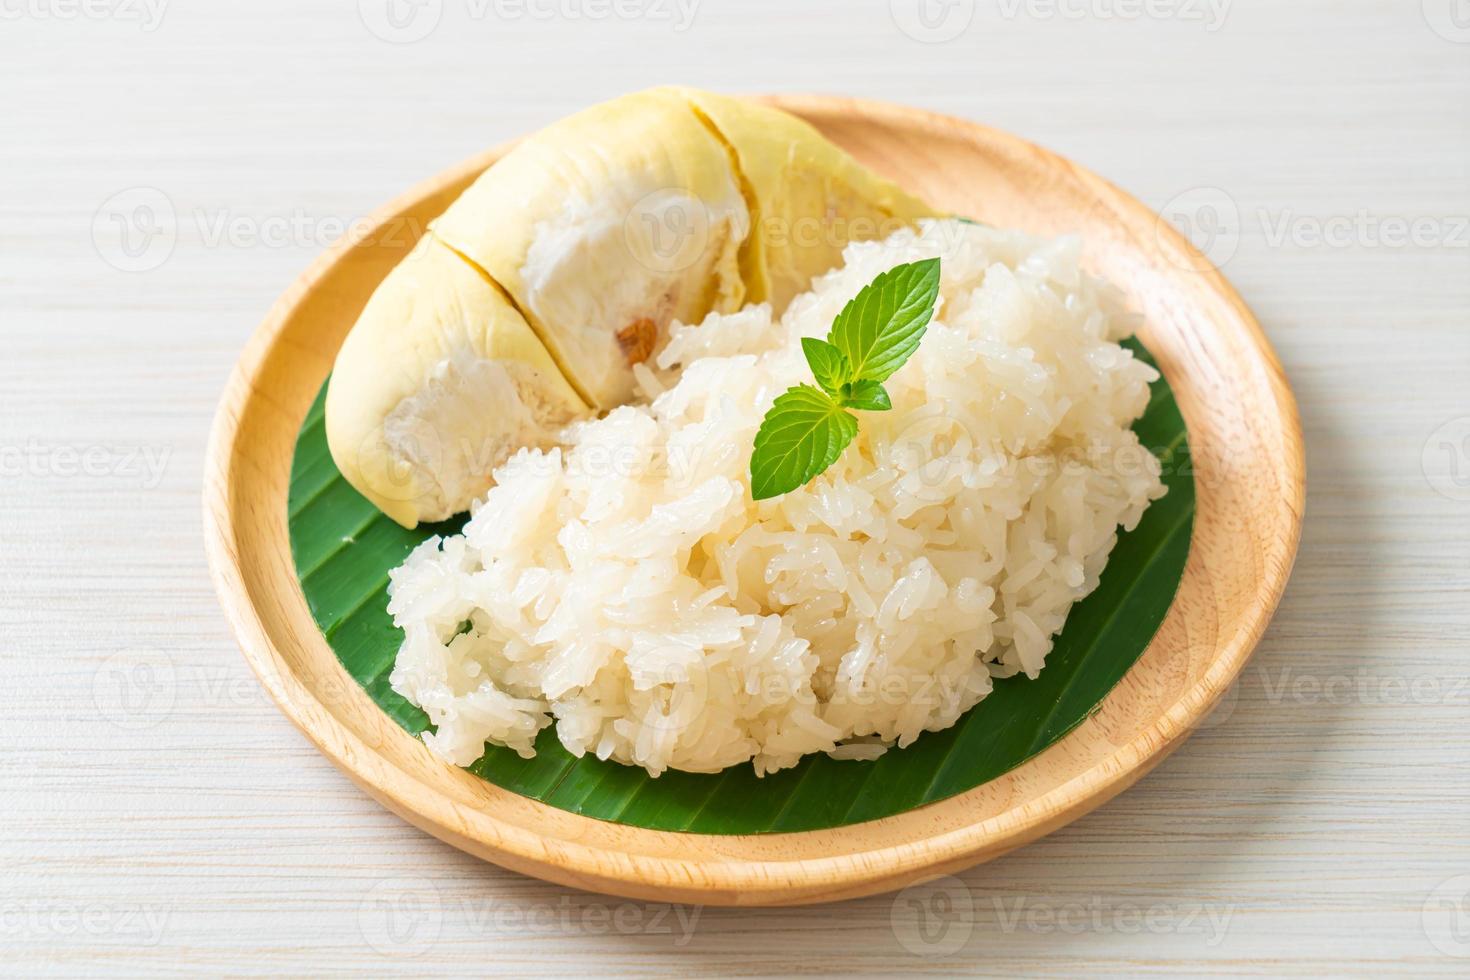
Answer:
204;93;1304;907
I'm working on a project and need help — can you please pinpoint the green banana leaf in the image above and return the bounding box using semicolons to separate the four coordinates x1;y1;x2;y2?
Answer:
288;337;1192;834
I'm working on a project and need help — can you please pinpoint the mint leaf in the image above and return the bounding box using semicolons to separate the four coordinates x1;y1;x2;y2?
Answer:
828;257;941;383
747;258;940;500
749;386;858;500
840;379;891;412
801;337;851;395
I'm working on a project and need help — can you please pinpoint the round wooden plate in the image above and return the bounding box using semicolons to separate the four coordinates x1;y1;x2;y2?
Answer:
204;95;1303;906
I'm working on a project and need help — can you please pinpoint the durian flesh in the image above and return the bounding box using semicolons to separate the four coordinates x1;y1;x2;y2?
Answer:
324;233;587;528
327;87;937;527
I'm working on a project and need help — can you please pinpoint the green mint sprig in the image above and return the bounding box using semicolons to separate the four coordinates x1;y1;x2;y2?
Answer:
749;258;941;500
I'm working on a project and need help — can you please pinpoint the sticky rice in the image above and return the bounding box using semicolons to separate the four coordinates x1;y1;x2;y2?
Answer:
385;219;1165;776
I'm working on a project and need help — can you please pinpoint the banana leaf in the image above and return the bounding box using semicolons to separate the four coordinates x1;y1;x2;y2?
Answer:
287;337;1192;834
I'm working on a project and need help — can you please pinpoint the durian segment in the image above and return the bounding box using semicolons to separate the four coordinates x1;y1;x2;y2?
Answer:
431;88;750;410
325;88;942;528
674;87;938;312
325;233;589;528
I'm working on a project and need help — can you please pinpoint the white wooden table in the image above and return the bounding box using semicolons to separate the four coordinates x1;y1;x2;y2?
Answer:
4;0;1468;974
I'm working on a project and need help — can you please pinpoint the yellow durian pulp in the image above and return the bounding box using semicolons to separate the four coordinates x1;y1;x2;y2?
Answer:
674;88;936;311
326;88;939;527
325;233;587;527
431;87;750;410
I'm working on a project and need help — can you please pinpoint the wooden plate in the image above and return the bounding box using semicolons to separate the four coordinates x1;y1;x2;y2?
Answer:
204;95;1303;906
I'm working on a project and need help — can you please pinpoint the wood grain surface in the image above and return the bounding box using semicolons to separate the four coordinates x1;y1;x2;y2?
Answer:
4;0;1468;973
204;94;1298;905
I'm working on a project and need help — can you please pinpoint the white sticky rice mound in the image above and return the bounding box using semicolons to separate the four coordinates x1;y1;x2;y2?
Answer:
386;219;1166;777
